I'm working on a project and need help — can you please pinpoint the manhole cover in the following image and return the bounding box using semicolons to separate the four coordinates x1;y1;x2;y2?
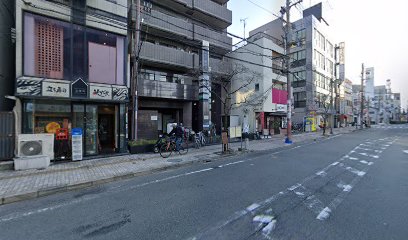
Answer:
167;159;182;163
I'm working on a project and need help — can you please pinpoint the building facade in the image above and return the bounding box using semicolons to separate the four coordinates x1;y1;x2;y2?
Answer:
0;0;15;111
15;0;129;158
251;3;338;128
133;0;232;138
339;79;353;126
229;33;287;134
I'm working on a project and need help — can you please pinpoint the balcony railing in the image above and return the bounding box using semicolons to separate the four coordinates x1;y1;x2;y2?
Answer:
139;42;199;69
141;10;194;39
194;25;231;50
193;0;232;24
210;58;232;75
137;78;198;100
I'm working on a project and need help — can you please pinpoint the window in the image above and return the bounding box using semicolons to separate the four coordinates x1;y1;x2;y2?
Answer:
255;83;259;92
23;12;126;85
24;13;71;80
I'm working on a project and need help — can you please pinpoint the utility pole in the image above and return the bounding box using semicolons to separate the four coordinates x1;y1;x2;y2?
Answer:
130;0;141;140
240;18;248;40
330;78;334;134
282;0;302;144
360;63;364;129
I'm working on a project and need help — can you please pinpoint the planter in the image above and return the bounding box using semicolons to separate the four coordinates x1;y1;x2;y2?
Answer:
128;144;155;154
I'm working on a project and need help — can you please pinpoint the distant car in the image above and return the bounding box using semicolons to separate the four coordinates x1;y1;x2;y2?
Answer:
379;122;386;126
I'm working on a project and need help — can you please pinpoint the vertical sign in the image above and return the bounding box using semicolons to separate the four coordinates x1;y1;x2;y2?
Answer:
72;128;83;161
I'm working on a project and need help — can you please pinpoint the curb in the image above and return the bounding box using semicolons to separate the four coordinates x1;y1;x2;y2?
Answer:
0;129;356;206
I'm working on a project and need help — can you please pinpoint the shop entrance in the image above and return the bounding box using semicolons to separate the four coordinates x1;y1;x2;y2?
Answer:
98;106;116;154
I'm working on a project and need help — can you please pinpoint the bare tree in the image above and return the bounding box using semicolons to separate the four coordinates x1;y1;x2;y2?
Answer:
210;63;263;130
318;94;332;135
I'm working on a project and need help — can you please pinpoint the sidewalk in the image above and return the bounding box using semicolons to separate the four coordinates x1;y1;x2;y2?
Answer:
0;127;357;205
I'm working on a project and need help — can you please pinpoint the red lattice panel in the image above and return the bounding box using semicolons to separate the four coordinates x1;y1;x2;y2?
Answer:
35;20;64;79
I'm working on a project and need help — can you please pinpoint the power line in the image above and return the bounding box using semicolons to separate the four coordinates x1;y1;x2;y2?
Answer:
245;0;281;19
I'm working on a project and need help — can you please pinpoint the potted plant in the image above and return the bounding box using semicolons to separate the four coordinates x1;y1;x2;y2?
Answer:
128;139;157;154
270;120;281;135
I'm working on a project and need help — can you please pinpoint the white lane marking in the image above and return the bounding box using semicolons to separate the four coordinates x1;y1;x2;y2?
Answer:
253;215;274;223
404;150;408;154
218;160;245;168
316;170;327;176
337;183;353;192
316;207;332;220
246;203;260;212
185;168;213;175
295;191;305;196
331;162;340;166
368;162;374;166
357;152;379;159
345;166;366;176
360;160;369;164
288;183;301;191
262;219;277;235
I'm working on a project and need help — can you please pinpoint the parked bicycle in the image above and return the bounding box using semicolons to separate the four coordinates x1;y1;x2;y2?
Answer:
192;131;207;149
159;136;188;158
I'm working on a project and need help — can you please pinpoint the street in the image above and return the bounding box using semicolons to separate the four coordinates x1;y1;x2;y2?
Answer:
0;126;407;240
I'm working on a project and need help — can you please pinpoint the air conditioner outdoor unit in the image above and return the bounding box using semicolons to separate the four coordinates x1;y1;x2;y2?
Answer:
17;134;54;159
14;134;54;170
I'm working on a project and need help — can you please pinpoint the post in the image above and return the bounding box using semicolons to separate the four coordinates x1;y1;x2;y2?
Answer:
130;0;141;140
284;0;292;144
330;79;334;134
360;63;364;129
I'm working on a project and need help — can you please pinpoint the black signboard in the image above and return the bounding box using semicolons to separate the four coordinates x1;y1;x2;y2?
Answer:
71;78;88;99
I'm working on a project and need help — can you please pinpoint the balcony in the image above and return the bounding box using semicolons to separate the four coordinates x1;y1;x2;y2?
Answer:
210;58;232;75
138;79;198;100
141;9;194;39
194;25;232;50
193;0;232;27
139;42;199;69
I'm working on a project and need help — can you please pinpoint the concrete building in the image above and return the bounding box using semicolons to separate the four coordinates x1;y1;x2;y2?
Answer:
0;0;15;111
14;0;129;158
339;79;353;125
228;33;287;135
134;0;232;138
251;3;337;127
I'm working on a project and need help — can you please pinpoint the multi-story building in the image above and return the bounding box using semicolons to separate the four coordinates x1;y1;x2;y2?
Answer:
251;3;338;127
14;0;129;158
133;0;232;138
228;32;287;134
352;84;362;124
339;79;353;126
0;0;15;111
374;85;387;123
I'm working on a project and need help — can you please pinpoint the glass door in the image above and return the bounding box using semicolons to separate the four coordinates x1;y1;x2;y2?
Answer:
85;105;98;155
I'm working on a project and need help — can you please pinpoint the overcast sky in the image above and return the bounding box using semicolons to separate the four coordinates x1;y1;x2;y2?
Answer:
228;0;408;109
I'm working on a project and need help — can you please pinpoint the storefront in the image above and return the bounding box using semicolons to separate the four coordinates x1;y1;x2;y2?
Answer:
21;99;127;159
15;11;129;159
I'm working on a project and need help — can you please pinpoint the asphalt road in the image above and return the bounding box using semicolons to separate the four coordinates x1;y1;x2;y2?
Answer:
0;126;407;240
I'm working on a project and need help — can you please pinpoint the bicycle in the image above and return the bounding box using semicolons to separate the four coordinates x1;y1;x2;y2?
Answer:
159;136;188;158
193;131;206;149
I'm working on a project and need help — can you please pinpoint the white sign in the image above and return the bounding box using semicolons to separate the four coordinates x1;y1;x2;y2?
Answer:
72;128;83;161
90;84;112;100
272;104;287;112
42;80;70;98
151;115;158;121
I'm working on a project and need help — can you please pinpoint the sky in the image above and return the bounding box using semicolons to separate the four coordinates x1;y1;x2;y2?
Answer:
228;0;408;109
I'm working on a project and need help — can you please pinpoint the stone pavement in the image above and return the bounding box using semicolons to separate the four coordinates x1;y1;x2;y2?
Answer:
0;127;357;205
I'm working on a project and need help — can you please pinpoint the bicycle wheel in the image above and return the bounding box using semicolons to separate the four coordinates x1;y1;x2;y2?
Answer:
179;141;189;155
160;143;172;158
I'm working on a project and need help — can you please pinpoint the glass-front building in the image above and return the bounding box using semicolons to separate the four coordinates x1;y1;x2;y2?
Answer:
17;12;129;159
